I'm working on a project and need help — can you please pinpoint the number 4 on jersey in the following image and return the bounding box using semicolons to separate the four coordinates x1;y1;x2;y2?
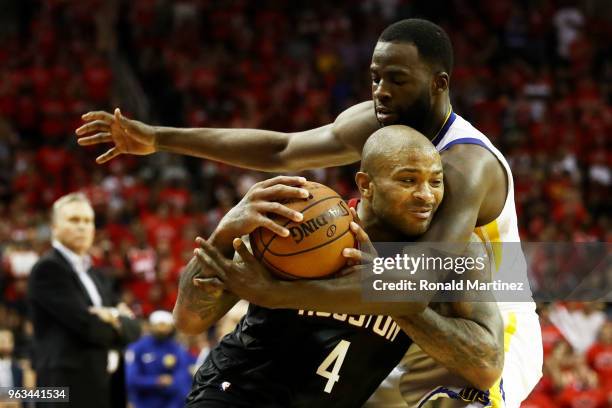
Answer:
316;340;351;393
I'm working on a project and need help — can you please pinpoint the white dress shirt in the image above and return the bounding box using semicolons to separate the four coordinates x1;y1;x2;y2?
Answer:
52;240;102;307
0;358;13;388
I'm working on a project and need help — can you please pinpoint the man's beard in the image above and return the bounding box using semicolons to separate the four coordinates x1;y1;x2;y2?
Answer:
396;89;432;135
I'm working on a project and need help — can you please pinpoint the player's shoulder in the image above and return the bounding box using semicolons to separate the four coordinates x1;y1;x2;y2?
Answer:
440;143;498;174
441;117;500;169
440;144;504;202
336;100;375;119
439;121;505;193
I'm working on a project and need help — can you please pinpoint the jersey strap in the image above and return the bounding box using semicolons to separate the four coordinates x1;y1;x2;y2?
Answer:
431;111;457;147
439;137;491;153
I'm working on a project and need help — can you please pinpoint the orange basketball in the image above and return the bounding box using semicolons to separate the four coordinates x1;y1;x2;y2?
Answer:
249;181;355;279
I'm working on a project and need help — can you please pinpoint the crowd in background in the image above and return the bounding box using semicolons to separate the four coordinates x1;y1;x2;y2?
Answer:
0;0;610;406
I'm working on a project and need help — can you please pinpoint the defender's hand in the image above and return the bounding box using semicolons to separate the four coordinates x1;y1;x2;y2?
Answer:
342;207;377;267
195;238;278;307
214;175;309;239
76;108;156;163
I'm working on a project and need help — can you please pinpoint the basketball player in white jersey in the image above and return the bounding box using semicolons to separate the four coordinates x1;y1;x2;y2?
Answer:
76;18;542;408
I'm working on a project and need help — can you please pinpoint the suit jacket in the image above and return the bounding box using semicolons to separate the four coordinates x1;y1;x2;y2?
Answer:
12;360;23;387
28;248;141;408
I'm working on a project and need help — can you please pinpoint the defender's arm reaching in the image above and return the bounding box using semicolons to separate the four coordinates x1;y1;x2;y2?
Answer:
76;104;507;264
76;103;376;171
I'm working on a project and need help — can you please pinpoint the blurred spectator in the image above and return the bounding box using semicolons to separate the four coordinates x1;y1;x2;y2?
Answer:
2;239;38;310
586;322;612;401
553;5;585;60
550;302;606;354
125;310;193;408
539;303;565;358
556;363;605;408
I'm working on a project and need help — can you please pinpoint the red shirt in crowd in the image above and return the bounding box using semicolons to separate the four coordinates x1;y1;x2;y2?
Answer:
521;392;556;408
587;342;612;392
557;385;606;408
542;323;564;357
83;57;112;103
522;374;556;408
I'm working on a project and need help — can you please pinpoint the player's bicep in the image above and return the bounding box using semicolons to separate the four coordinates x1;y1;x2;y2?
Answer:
449;300;503;349
279;101;378;171
452;237;503;344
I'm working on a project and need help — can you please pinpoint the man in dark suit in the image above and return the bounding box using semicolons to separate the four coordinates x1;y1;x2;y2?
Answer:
28;192;141;408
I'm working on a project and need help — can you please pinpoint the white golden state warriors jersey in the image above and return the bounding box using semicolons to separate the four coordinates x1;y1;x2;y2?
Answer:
433;111;535;314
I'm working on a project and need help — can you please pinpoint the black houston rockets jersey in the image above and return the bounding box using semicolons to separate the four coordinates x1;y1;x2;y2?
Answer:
187;197;412;407
187;305;412;407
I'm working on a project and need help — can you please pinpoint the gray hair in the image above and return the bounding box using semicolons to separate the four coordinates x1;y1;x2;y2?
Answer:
51;192;92;224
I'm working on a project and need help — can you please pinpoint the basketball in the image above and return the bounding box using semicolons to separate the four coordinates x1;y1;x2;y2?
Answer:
250;181;355;279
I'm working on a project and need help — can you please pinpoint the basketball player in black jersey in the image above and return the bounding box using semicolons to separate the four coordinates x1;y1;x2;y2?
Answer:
176;126;503;407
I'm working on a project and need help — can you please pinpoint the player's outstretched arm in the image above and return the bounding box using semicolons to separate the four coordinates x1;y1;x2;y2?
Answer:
75;102;378;170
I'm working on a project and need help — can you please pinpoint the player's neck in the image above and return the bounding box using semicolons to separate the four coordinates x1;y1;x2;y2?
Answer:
423;95;451;141
365;222;402;241
357;202;403;242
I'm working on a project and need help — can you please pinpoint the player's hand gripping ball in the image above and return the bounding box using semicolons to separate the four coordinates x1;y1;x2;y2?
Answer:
250;182;355;279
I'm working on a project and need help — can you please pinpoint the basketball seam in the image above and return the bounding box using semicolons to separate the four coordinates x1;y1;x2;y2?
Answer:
258;195;344;258
264;226;352;257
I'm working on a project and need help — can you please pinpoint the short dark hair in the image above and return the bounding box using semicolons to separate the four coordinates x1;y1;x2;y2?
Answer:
378;19;453;74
